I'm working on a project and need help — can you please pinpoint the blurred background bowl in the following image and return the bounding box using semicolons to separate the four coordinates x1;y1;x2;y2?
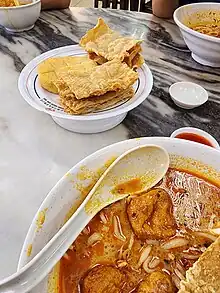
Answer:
174;3;220;67
0;0;41;32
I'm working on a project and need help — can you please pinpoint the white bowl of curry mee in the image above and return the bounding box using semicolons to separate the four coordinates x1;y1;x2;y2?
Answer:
18;137;220;293
174;3;220;67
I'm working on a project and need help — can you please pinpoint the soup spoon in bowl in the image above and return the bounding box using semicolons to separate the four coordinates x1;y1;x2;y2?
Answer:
0;144;169;293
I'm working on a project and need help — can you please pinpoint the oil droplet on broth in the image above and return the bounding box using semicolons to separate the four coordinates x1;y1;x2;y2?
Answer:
112;178;142;195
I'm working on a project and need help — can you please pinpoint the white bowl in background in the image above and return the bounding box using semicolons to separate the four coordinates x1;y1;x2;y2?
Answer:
18;45;153;134
174;3;220;67
171;127;220;149
169;81;208;109
0;0;41;32
16;137;220;293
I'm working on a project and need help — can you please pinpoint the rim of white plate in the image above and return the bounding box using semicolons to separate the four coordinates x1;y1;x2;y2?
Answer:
18;45;153;121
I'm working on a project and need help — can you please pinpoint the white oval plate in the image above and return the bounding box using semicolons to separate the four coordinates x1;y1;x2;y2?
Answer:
18;45;153;120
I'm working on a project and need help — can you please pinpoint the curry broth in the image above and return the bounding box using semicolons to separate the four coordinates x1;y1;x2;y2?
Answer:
59;168;220;293
184;10;220;38
0;0;32;7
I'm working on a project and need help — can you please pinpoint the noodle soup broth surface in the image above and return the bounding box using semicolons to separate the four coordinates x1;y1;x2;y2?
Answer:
185;10;220;38
58;168;220;293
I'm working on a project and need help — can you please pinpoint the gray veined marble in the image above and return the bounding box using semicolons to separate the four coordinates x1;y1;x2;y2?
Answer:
1;8;219;139
0;7;219;280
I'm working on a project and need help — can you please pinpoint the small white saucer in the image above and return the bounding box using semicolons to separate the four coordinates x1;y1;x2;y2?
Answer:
171;127;220;150
169;82;208;109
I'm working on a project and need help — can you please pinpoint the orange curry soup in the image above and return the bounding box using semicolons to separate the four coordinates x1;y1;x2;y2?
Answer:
58;168;220;293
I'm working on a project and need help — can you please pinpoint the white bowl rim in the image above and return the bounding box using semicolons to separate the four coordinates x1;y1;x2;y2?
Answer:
170;127;220;149
173;2;220;44
0;0;40;9
169;81;208;107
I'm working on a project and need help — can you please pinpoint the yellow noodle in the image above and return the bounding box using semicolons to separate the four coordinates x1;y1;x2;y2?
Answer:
191;23;220;38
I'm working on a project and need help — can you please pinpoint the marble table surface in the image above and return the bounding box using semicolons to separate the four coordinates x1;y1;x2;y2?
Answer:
0;7;220;279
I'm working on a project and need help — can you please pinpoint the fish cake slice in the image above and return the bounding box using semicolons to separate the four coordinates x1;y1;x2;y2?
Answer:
38;71;58;94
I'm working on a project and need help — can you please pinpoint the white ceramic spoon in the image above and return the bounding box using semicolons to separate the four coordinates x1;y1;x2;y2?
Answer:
0;144;169;293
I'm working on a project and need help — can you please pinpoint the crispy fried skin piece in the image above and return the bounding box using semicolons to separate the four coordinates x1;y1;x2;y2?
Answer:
56;80;134;115
132;53;144;69
88;52;108;65
37;56;97;94
81;265;125;293
127;189;177;240
80;18;142;67
57;59;138;100
178;237;220;293
124;44;141;68
137;271;174;293
89;51;144;69
88;43;143;68
38;71;59;94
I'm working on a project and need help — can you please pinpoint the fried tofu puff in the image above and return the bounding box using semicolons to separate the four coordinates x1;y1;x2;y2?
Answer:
81;265;125;293
137;271;174;293
127;189;177;240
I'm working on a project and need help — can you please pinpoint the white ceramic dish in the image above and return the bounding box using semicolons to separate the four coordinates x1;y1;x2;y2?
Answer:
174;3;220;67
0;0;41;32
0;145;169;293
169;81;208;109
171;127;220;149
18;45;153;134
17;137;220;293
